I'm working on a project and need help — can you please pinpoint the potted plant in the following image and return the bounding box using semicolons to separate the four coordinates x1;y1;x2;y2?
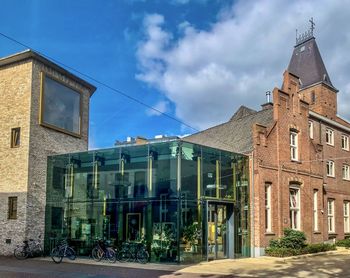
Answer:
182;223;201;252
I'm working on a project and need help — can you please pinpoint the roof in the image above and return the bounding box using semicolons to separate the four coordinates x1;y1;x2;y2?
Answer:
287;37;337;91
0;49;96;95
184;106;274;153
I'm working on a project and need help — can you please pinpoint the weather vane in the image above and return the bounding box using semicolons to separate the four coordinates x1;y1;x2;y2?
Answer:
296;17;315;46
309;17;315;36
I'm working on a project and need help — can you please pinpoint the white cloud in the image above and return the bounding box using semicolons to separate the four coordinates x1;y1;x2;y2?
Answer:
146;100;169;116
136;0;350;131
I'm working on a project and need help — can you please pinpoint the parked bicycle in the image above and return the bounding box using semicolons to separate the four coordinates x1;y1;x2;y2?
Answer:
14;235;44;260
118;242;149;264
50;239;76;264
91;239;116;263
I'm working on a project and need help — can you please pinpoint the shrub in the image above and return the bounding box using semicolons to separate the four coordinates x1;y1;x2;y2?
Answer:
336;238;350;248
266;243;336;257
303;243;336;254
268;228;306;249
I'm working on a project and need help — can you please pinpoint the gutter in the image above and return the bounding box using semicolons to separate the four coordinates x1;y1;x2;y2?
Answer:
309;111;350;133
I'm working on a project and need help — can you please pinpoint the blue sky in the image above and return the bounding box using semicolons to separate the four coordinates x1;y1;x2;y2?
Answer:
1;0;350;149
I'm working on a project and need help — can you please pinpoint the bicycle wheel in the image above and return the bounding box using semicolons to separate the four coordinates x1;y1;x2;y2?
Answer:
136;249;149;264
118;249;131;262
14;246;28;260
66;246;76;260
36;245;44;257
51;247;63;264
91;247;103;262
106;247;117;263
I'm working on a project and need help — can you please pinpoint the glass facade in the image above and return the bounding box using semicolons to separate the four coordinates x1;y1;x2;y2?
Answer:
45;140;250;263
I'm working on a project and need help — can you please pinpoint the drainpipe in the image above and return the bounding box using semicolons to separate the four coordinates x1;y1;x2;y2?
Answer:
251;150;255;257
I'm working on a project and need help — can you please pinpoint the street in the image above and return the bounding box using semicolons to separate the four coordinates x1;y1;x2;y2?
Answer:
0;257;234;278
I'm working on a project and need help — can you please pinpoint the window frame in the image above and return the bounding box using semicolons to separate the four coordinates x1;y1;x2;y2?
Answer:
327;160;335;177
344;201;350;234
11;127;21;148
342;135;349;151
289;186;300;230
290;131;298;161
309;121;314;140
343;164;350;180
313;190;318;232
326;128;334;146
8;196;18;220
265;183;272;232
39;72;82;138
328;199;335;233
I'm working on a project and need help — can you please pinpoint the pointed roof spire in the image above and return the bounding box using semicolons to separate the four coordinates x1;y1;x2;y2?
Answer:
288;18;337;91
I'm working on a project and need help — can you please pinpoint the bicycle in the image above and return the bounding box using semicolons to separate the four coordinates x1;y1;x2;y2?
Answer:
14;235;44;260
91;239;116;263
50;239;76;264
118;242;149;264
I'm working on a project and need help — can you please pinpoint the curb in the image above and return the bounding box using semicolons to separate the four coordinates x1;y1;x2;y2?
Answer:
263;248;350;262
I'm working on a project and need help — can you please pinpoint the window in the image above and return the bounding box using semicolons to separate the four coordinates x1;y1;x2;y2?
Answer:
290;187;300;230
326;128;334;146
265;183;272;232
309;121;314;139
344;201;350;234
343;165;350;180
342;135;349;151
8;197;17;220
311;91;316;104
290;131;298;161
327;161;335;177
313;190;318;231
40;73;81;136
11;127;20;148
328;199;335;233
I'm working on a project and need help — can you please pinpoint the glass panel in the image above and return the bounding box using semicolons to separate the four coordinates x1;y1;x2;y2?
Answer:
42;75;81;135
45;140;250;262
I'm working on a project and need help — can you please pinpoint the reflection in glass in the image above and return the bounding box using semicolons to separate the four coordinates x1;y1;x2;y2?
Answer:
45;140;250;263
42;75;80;135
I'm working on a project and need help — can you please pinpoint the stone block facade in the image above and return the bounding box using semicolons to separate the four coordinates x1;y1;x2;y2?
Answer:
0;51;95;255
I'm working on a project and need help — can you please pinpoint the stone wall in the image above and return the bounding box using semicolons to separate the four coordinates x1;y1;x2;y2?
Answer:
0;60;32;255
0;56;92;255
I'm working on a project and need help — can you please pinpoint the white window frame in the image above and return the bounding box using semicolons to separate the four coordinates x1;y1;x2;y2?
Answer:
313;190;318;231
265;183;272;232
327;161;335;177
328;199;335;233
290;131;298;161
343;165;350;180
326;128;334;146
342;135;349;151
290;186;300;230
344;201;350;234
309;121;314;139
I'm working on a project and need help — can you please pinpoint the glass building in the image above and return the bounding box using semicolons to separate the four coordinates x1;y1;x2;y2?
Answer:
45;139;250;263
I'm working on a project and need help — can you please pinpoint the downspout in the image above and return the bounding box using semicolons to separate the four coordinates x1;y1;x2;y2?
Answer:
251;150;255;257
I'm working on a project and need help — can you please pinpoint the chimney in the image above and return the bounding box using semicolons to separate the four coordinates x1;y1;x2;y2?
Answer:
261;91;273;110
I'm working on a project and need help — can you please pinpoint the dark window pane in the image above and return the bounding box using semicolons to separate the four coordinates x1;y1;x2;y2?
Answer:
42;76;80;135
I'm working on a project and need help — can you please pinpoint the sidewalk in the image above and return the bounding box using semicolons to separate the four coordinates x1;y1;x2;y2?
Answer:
177;248;350;277
37;248;350;277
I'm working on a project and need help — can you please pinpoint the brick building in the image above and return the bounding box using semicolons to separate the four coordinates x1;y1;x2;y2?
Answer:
186;30;350;256
0;50;96;255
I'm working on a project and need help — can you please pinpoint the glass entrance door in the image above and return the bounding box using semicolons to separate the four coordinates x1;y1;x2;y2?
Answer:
207;203;228;260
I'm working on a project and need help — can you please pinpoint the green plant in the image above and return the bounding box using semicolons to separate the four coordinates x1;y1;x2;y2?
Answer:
183;223;201;247
266;243;336;257
269;228;306;249
336;238;350;248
